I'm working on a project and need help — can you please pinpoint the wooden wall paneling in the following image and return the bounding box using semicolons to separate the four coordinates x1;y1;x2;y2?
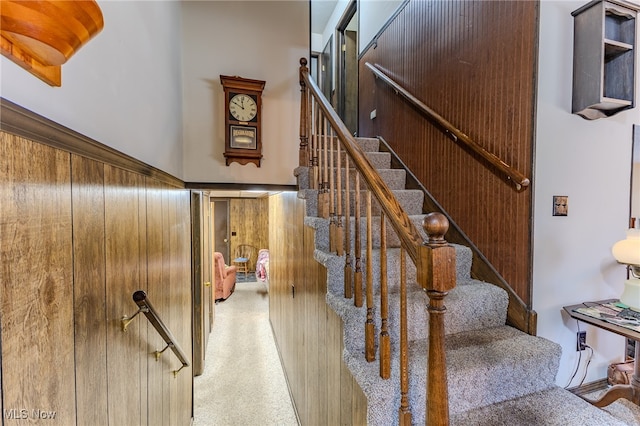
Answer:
137;167;149;426
303;224;320;425
268;192;304;420
71;154;108;426
169;190;180;426
358;0;537;305
160;185;173;425
104;164;146;426
0;133;76;423
326;308;342;425
145;177;167;426
340;358;353;424
229;198;269;270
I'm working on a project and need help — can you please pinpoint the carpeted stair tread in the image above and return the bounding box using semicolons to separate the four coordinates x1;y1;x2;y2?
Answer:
401;325;561;420
296;137;605;425
450;386;629;426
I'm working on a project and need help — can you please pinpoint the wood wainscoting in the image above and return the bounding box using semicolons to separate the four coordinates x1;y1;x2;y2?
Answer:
230;197;269;270
0;99;193;425
358;0;538;306
269;192;367;424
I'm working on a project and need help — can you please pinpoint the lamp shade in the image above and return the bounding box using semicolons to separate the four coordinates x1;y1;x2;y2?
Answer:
612;228;640;266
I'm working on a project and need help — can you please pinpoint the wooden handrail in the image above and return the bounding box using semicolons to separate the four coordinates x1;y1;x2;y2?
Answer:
299;57;455;425
126;290;190;375
300;60;425;267
365;62;530;192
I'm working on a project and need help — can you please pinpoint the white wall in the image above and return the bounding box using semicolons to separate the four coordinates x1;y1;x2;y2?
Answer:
359;0;403;53
535;0;639;386
180;1;309;185
0;1;184;179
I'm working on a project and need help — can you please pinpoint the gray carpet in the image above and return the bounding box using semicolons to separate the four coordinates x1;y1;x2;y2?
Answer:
294;136;640;425
193;281;298;426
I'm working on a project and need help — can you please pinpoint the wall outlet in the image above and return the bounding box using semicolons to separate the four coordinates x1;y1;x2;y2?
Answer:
577;331;587;351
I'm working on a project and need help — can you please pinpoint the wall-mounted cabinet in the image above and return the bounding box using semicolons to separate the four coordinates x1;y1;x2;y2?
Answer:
572;0;639;120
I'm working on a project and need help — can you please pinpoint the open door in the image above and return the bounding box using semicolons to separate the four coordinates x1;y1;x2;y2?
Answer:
191;191;213;376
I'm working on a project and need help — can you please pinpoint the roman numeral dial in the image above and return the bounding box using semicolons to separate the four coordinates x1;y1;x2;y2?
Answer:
229;94;257;122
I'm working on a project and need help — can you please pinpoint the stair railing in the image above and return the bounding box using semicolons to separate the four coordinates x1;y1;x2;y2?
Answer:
122;290;190;376
364;62;530;192
299;57;456;425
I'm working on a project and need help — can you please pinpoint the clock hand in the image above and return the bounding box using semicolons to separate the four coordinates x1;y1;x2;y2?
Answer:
232;100;244;109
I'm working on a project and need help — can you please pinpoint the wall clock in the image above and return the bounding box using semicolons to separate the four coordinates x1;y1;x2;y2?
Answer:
220;75;266;167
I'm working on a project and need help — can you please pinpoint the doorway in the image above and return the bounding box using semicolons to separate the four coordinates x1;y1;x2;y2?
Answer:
211;199;230;262
337;0;358;134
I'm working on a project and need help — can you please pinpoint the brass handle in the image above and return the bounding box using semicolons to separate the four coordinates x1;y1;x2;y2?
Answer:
205;282;211;287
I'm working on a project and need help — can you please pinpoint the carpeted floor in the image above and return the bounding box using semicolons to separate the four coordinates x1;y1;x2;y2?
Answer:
193;280;298;426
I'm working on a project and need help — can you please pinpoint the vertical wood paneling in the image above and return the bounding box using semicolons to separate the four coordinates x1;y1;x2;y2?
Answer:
230;198;269;269
146;178;167;426
359;0;538;304
269;192;367;425
1;124;194;425
104;165;146;426
0;133;76;424
71;154;108;426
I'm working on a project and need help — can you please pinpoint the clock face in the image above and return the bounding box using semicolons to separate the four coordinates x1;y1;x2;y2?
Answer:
229;94;257;122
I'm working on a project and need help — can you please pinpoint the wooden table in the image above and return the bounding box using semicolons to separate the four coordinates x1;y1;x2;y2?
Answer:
564;299;640;407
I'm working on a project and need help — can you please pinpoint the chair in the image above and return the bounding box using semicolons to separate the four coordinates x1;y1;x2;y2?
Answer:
233;244;256;277
214;252;236;301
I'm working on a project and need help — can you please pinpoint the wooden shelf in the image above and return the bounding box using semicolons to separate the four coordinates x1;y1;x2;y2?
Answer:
572;0;639;120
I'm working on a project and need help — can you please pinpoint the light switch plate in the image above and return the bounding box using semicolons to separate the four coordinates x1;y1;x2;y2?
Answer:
553;196;568;216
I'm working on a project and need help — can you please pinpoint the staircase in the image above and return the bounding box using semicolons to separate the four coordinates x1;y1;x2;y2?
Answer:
294;137;631;425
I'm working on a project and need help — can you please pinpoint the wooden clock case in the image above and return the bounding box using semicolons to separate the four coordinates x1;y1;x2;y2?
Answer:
220;75;266;167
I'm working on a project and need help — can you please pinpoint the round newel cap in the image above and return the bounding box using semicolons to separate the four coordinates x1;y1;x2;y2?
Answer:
423;212;449;245
300;57;308;66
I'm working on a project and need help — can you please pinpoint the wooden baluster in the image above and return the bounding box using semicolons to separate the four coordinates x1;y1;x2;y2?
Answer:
343;155;353;299
398;247;411;425
335;137;344;256
421;212;456;426
379;212;390;378
329;130;336;252
319;116;329;218
311;99;319;190
365;190;375;362
298;58;309;167
353;172;362;307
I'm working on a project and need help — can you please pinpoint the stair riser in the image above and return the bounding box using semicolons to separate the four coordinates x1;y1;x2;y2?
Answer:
316;189;424;217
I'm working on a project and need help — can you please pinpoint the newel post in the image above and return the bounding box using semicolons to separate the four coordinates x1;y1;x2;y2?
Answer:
299;57;309;167
418;212;456;426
